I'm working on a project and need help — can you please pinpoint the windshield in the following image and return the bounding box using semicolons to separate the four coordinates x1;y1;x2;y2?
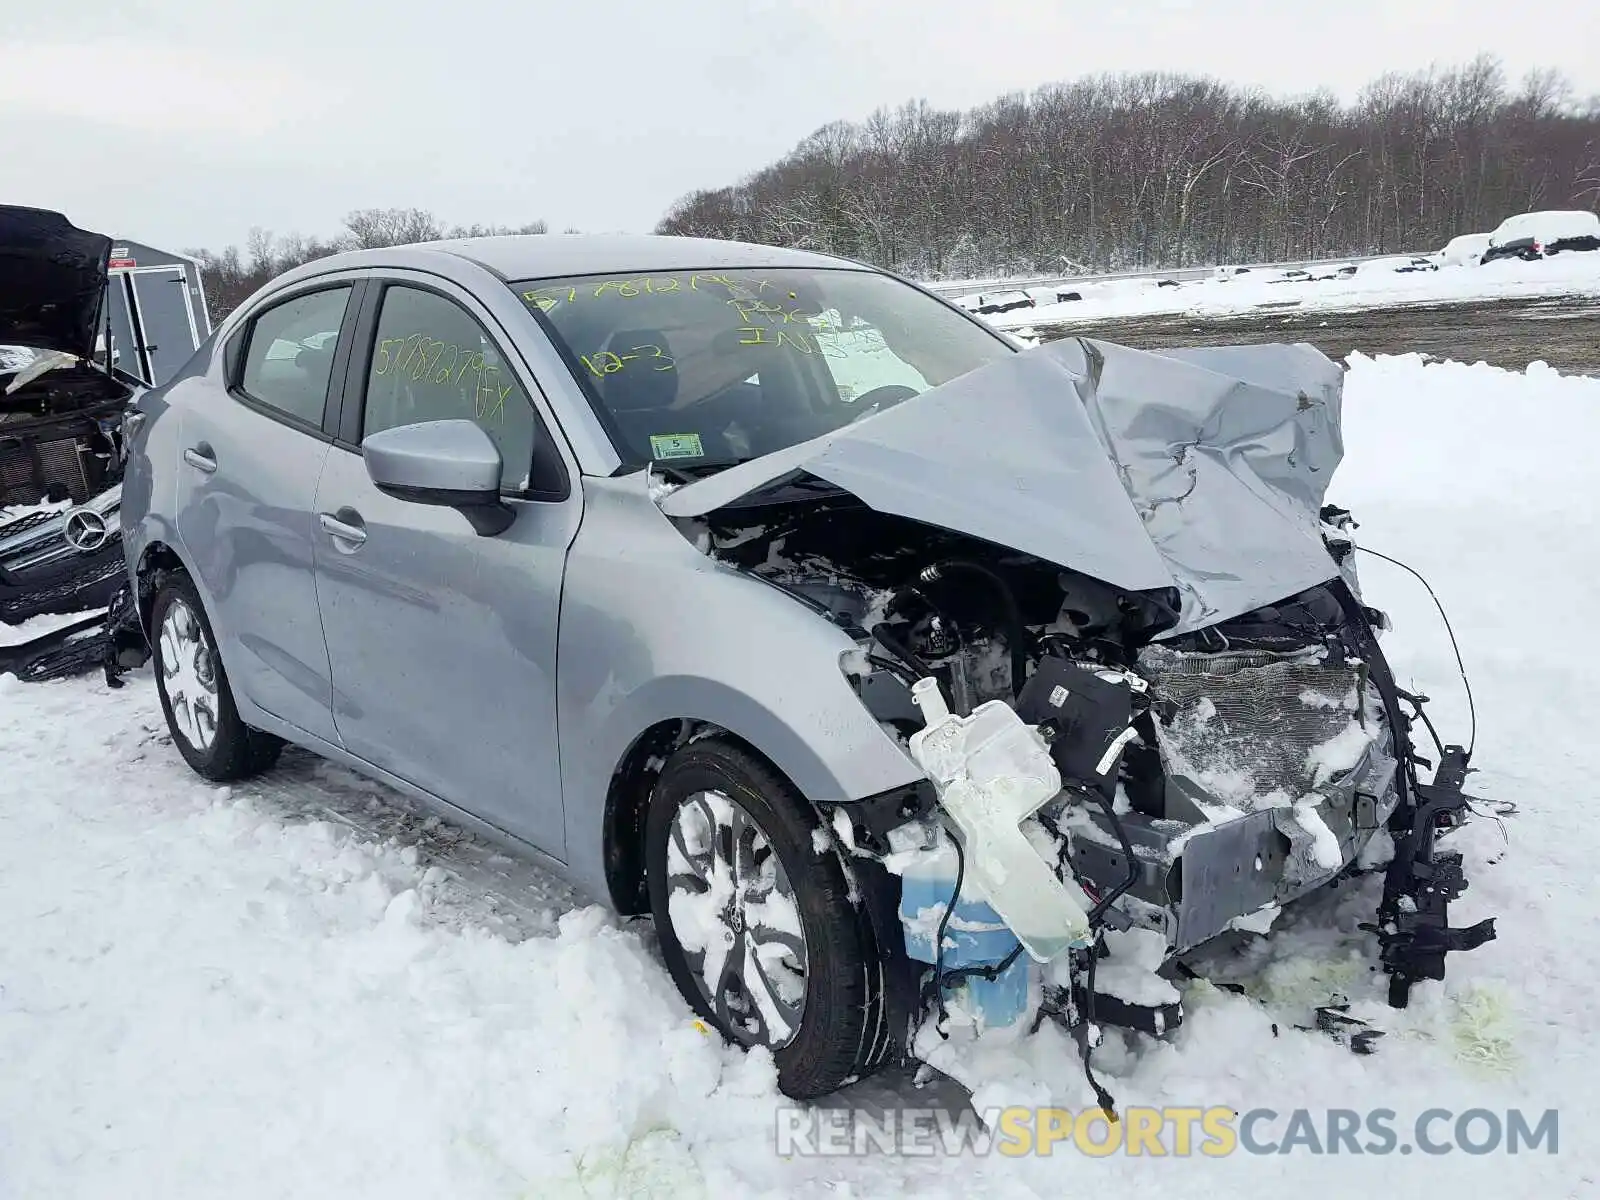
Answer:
513;267;1014;468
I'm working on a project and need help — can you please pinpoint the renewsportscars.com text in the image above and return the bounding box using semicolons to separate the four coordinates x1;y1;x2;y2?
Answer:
774;1106;1559;1158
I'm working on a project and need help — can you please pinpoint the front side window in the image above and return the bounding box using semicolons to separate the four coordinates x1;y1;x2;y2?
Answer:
239;287;352;425
513;268;1012;467
361;286;537;491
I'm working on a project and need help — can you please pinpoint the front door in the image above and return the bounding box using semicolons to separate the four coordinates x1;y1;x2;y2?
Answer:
311;280;579;857
173;283;354;742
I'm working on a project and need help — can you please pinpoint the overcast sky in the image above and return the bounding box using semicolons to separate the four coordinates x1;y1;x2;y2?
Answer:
3;0;1597;253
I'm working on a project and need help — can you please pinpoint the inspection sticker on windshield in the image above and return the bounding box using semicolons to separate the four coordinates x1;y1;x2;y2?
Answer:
650;433;704;460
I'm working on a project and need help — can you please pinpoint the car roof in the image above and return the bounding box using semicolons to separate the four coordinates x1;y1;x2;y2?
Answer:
276;233;870;287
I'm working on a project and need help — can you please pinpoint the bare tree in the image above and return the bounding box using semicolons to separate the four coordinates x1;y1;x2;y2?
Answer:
343;207;445;249
657;56;1600;277
188;207;550;322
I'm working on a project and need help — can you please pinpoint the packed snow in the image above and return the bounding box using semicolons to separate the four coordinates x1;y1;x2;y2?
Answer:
0;607;98;648
1441;233;1493;267
976;250;1600;331
3;352;1597;1196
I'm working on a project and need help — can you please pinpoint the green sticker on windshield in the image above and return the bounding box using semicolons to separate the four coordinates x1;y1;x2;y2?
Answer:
650;433;704;460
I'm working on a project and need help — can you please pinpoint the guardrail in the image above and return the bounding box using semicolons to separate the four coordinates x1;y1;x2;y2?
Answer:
919;252;1424;297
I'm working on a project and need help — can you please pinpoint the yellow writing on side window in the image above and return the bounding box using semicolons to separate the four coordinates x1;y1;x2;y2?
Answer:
372;332;512;424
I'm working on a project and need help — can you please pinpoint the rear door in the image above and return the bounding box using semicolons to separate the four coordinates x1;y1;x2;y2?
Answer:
311;274;581;856
172;279;362;743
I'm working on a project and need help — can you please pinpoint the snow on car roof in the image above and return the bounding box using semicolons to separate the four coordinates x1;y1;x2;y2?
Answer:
1489;210;1600;246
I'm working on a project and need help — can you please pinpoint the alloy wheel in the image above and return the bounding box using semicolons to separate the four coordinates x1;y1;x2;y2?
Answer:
664;789;809;1048
159;597;219;751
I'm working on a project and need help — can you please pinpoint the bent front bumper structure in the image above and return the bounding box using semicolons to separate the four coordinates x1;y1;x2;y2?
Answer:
0;484;125;624
0;485;127;682
1063;733;1400;954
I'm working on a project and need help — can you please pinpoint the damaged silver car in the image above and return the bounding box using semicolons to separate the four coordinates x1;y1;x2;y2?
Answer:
114;234;1496;1100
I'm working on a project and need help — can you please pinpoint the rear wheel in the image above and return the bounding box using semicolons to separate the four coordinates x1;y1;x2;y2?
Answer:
645;737;886;1099
150;570;282;782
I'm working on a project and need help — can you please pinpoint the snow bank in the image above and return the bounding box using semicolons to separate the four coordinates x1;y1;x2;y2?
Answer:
979;250;1600;330
1442;232;1492;266
3;354;1599;1195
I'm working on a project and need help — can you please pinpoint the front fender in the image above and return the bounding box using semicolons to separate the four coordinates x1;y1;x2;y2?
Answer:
556;476;924;902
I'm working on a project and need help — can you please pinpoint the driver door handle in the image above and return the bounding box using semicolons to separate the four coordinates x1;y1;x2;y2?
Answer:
318;512;367;546
183;446;216;473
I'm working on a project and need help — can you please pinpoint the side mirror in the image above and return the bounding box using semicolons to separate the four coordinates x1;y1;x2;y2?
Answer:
361;419;515;536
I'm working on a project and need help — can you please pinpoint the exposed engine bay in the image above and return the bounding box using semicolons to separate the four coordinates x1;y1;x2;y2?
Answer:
688;489;1498;1088
1;353;130;507
0;353;133;680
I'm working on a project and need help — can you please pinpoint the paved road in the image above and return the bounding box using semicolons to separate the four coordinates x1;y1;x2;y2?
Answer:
1032;293;1600;376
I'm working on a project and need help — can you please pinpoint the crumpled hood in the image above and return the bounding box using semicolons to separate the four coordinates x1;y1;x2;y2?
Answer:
658;336;1347;635
0;205;112;359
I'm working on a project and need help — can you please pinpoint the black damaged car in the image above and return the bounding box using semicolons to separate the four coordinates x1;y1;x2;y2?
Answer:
0;205;143;680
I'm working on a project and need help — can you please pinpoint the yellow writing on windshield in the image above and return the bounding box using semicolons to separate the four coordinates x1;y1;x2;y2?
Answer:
728;298;814;325
522;274;786;312
736;325;819;354
579;343;677;379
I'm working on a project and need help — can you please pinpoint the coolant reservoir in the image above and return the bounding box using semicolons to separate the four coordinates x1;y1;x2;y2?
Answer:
907;678;1092;962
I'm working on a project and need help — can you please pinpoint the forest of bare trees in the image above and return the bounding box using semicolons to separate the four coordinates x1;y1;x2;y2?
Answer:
657;56;1600;279
187;57;1600;319
188;208;552;322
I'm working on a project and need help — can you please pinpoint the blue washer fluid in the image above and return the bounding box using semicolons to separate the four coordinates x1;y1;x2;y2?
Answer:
898;850;1033;1029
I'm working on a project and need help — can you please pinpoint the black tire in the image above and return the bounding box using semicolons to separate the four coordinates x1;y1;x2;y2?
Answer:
645;737;887;1100
150;570;282;782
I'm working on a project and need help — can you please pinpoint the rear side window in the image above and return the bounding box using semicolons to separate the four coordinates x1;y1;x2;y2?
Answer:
361;286;537;491
239;287;352;426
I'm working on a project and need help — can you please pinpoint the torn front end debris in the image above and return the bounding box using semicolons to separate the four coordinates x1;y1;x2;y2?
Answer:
664;335;1501;1078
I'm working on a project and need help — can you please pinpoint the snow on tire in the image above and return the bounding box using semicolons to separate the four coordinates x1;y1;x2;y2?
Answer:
644;737;886;1100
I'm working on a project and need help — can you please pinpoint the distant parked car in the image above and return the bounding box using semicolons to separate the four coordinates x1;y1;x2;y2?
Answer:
1482;210;1600;263
1441;233;1492;267
957;289;1035;315
1304;263;1358;282
1357;255;1439;276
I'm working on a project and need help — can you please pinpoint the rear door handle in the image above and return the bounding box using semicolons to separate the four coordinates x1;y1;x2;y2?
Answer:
318;512;367;546
183;446;216;473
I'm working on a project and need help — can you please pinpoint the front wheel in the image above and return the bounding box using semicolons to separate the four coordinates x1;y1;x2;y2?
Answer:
645;738;887;1099
150;570;282;782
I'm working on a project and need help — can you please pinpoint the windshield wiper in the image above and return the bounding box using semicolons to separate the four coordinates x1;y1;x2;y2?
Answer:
647;458;748;484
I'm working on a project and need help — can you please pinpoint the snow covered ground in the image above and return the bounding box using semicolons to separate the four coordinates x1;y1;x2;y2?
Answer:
3;352;1596;1197
0;608;99;649
979;252;1600;333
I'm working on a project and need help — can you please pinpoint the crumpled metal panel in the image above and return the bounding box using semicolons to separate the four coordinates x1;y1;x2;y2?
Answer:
659;336;1347;635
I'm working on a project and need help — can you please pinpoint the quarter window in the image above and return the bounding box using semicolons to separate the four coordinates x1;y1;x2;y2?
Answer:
362;287;536;491
238;287;352;425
